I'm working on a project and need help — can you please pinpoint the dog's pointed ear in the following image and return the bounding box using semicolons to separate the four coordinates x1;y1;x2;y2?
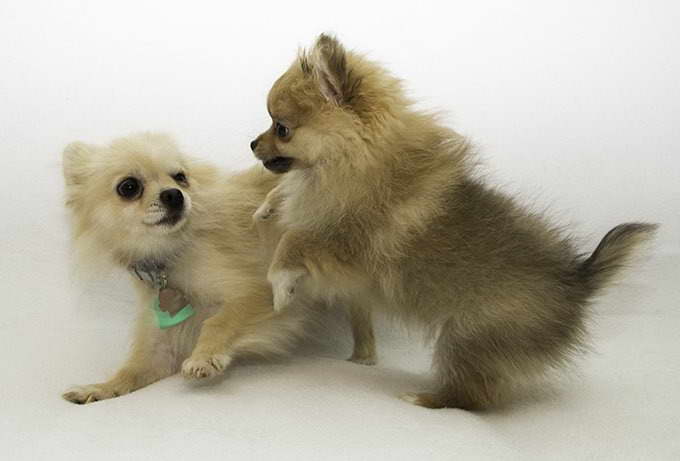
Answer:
63;141;94;186
307;34;357;105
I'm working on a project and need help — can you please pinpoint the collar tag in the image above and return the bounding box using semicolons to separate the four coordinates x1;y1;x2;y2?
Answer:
130;262;194;328
152;288;195;329
131;262;168;290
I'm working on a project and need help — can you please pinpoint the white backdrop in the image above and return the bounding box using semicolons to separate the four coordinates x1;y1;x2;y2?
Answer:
1;1;679;460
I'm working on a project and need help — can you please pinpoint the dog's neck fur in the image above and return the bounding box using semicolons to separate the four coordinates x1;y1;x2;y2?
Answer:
113;238;190;286
279;119;470;253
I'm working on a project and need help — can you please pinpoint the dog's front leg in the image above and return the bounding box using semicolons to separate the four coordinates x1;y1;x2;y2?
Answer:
267;230;312;312
182;291;272;379
253;184;283;221
63;305;176;404
180;312;237;380
347;304;377;366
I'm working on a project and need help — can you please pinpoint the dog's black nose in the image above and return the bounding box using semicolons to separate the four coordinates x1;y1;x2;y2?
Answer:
250;138;259;151
160;188;184;210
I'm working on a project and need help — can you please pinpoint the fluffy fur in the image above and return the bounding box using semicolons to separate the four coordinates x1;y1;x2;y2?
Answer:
62;132;375;404
251;34;658;410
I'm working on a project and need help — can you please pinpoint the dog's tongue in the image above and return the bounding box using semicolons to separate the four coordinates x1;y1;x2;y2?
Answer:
158;288;189;315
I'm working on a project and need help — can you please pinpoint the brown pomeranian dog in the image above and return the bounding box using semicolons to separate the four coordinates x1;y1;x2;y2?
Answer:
61;132;375;404
250;35;657;410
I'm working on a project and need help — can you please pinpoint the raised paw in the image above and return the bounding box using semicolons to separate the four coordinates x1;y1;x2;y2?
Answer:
268;269;307;312
181;353;232;380
62;383;128;405
253;201;275;221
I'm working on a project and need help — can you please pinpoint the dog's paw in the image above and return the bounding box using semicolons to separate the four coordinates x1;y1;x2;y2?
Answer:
62;383;127;405
268;269;307;312
399;392;446;409
253;201;275;221
181;353;232;380
347;353;377;366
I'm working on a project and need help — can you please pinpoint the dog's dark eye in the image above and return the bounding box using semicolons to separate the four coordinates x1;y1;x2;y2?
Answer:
275;122;290;139
172;172;187;184
117;177;142;200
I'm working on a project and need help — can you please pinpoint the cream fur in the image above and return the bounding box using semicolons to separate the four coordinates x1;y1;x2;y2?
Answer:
62;132;376;404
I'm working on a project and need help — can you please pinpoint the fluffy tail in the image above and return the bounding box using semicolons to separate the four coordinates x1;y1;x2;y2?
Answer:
576;222;658;294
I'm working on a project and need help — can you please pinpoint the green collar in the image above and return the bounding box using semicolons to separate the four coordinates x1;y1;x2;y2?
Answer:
151;295;195;329
131;261;195;329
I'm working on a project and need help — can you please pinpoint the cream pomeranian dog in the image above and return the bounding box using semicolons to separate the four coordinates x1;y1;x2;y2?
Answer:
250;35;657;410
62;132;376;404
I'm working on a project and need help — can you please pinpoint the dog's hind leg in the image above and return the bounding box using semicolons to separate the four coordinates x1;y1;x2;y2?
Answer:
401;318;505;410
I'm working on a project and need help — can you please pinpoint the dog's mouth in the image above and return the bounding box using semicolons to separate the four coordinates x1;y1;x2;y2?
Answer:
263;156;294;174
156;211;184;227
144;210;186;229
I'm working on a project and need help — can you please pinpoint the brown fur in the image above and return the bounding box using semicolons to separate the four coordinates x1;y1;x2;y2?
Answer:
61;132;375;404
251;35;658;410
